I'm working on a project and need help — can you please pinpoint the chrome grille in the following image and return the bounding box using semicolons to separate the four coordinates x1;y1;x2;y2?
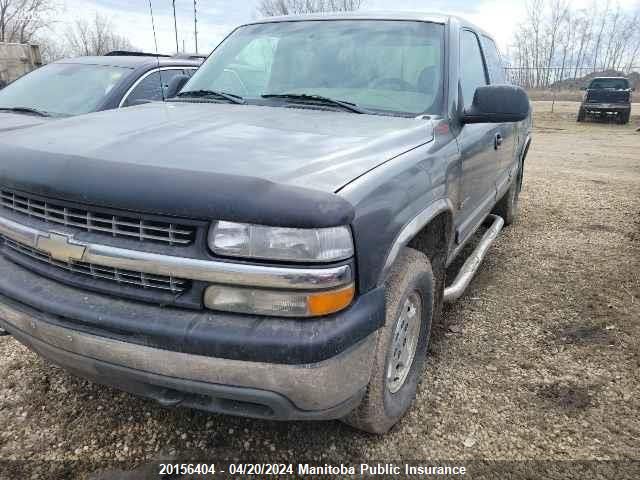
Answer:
1;190;195;246
2;237;189;294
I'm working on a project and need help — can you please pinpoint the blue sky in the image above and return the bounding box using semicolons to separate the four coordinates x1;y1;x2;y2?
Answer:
57;0;638;56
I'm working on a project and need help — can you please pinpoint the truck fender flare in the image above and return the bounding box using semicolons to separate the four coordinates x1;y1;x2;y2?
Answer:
377;198;455;287
520;135;532;165
505;134;531;187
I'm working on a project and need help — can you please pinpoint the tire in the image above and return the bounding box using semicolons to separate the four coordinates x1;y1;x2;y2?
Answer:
577;107;586;122
493;157;524;226
342;248;434;434
618;111;630;124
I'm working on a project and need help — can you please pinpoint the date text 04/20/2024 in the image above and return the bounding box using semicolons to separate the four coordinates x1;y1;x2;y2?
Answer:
157;463;467;476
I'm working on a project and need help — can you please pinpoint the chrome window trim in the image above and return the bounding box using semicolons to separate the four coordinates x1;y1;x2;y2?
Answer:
118;66;198;108
0;215;352;291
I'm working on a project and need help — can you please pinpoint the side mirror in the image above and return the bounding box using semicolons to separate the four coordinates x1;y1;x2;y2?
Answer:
580;86;587;91
462;85;530;124
165;74;190;99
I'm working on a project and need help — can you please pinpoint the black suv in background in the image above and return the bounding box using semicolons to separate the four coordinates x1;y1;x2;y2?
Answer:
577;76;633;124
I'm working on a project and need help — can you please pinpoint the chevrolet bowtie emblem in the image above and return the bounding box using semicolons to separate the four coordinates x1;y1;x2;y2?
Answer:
36;233;86;262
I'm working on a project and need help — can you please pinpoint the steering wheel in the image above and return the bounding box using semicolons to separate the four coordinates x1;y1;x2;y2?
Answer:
370;77;414;91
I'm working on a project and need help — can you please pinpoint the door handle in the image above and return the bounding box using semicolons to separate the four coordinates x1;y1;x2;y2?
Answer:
494;133;503;150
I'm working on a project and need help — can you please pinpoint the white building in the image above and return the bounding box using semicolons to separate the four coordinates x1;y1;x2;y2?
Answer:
0;43;42;87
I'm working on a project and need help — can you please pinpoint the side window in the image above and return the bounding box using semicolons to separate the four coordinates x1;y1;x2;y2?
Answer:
481;36;506;84
460;30;488;110
123;69;187;107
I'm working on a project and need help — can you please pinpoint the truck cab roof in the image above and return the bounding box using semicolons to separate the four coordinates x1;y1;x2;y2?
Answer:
242;11;493;39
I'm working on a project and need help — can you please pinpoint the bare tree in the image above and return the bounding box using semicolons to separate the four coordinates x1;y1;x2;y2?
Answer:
624;15;640;72
64;13;136;57
257;0;364;17
508;0;640;88
572;9;593;78
543;0;569;85
36;32;65;62
601;3;621;69
0;0;58;43
557;8;575;82
591;0;610;71
525;0;545;87
609;9;639;71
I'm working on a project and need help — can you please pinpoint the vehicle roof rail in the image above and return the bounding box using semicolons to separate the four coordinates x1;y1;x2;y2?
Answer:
105;51;172;58
172;53;208;60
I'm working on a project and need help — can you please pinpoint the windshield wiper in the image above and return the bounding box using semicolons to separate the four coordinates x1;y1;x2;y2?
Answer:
176;89;245;104
261;93;370;114
0;107;51;117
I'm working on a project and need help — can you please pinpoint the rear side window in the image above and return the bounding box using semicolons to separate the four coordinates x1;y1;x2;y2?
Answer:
460;30;488;110
123;68;196;107
588;78;629;90
481;36;506;84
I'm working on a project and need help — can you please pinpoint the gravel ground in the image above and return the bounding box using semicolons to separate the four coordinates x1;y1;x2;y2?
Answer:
0;101;639;479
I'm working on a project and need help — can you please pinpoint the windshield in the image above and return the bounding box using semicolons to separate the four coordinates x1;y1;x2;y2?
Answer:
588;78;630;90
0;63;130;116
183;20;445;116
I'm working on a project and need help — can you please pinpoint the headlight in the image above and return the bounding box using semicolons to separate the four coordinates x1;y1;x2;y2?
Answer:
209;221;354;262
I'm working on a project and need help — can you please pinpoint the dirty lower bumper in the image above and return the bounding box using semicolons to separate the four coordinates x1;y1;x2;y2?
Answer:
0;295;376;420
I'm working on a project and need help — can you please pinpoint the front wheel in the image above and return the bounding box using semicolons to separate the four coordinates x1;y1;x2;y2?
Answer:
577;107;586;122
618;110;630;124
342;248;434;434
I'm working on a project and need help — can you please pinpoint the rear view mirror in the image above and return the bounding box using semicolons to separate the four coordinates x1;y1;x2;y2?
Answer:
165;74;190;99
462;85;530;124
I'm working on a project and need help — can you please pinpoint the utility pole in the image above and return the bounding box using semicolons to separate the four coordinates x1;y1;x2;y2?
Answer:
172;0;179;54
194;0;199;54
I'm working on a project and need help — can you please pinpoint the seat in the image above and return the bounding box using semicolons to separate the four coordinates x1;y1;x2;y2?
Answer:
417;66;437;94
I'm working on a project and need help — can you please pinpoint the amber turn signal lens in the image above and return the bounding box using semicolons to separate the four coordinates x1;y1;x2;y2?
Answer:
307;284;355;316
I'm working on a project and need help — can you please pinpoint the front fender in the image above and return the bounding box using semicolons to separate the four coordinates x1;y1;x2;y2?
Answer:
377;198;455;287
339;136;459;293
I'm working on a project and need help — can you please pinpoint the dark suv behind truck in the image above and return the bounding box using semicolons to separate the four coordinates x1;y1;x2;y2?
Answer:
577;76;633;124
0;13;531;434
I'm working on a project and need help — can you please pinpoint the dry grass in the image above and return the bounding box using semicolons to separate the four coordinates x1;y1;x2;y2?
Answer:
526;89;588;102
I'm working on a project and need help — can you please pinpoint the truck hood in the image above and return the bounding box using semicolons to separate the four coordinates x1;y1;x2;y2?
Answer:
0;112;51;133
0;101;434;193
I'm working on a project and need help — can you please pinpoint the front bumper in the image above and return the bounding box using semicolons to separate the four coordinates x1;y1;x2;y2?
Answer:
584;103;631;111
0;253;385;420
0;295;377;420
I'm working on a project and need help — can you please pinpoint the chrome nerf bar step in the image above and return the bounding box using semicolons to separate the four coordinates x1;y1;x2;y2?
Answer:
443;214;505;303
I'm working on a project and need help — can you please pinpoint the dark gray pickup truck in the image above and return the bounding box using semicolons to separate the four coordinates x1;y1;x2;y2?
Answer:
577;76;634;124
0;13;531;433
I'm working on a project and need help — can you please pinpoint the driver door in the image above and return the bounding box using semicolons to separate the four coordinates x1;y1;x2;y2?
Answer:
455;29;501;243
